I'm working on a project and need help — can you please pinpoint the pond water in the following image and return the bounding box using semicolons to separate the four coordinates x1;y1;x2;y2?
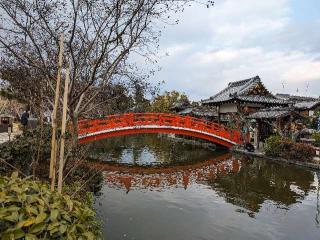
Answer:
90;134;320;240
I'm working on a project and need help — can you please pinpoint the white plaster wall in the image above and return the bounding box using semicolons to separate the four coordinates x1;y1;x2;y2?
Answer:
309;110;314;117
219;103;238;113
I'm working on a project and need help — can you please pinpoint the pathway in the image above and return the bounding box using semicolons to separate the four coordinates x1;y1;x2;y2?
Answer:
0;124;22;144
0;131;21;144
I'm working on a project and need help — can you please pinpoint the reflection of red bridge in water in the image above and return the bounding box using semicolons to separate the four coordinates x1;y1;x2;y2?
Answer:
89;154;240;192
78;113;244;148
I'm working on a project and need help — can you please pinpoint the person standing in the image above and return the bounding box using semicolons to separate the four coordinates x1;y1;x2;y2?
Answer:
20;109;29;131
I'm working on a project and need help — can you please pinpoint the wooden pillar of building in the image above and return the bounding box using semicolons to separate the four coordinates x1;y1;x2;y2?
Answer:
254;120;260;151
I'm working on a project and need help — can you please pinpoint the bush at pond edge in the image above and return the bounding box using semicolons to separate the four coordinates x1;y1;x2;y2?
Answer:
0;172;102;240
313;132;320;147
265;135;314;162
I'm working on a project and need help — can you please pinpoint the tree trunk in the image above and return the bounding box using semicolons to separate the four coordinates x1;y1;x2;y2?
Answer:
33;98;44;177
70;109;79;147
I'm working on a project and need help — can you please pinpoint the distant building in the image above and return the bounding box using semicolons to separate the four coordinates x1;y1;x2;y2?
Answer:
177;106;218;121
170;100;190;113
246;101;320;150
275;93;320;117
202;76;288;122
247;107;302;148
275;93;319;103
0;114;14;133
294;101;320;117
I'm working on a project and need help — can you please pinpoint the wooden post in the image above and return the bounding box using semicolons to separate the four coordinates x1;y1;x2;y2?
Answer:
50;141;57;191
50;34;64;186
254;120;260;151
57;66;70;193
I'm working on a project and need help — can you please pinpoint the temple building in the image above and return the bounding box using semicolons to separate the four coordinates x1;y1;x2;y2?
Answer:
171;75;319;150
275;93;318;103
247;107;302;149
201;76;288;122
245;100;320;149
275;93;320;117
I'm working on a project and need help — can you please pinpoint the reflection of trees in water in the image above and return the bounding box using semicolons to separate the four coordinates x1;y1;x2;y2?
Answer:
209;157;315;214
89;134;223;165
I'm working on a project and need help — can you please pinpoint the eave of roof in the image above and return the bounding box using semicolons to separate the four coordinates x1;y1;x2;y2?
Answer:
202;95;288;106
276;93;319;102
177;108;193;114
294;101;320;110
177;107;218;117
247;108;299;119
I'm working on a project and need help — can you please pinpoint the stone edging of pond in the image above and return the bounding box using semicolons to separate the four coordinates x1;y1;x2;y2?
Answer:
231;149;320;171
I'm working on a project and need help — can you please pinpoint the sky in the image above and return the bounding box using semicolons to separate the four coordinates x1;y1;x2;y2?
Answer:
147;0;320;101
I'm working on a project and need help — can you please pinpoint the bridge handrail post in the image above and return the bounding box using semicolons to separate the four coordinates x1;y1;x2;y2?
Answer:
125;113;134;127
184;116;191;128
158;113;163;126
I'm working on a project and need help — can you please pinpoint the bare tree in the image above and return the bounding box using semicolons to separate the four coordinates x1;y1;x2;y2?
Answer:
0;66;50;117
0;0;213;141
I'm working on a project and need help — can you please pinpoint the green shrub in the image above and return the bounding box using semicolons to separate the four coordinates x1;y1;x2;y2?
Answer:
0;126;52;176
264;135;282;157
0;172;102;240
0;126;103;195
313;132;320;147
265;135;315;162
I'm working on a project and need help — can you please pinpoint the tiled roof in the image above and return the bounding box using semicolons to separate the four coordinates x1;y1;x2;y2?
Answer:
170;101;190;111
177;107;193;115
177;106;218;117
236;96;287;104
247;107;298;119
274;93;291;100
294;101;320;110
275;93;318;103
202;76;286;105
203;76;261;103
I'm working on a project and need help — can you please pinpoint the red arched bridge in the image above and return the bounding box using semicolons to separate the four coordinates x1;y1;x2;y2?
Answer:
78;113;244;148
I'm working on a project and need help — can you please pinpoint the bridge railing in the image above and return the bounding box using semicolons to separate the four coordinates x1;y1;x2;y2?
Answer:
78;113;244;145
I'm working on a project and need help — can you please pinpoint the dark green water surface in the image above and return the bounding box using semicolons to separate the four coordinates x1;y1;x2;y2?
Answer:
90;134;320;240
